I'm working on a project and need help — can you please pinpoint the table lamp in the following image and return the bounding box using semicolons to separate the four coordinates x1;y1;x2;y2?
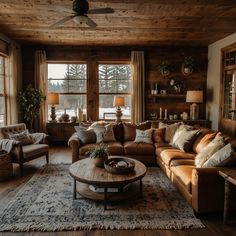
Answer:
48;93;59;122
113;96;125;123
186;90;203;120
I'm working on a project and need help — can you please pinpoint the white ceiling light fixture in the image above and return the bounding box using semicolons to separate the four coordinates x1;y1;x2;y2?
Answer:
73;15;88;24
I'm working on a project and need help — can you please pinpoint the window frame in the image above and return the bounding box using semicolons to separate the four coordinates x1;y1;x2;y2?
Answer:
98;61;132;121
0;55;7;126
47;61;88;120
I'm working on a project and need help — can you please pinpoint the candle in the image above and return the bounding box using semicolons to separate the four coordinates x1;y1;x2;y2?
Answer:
165;109;167;119
159;107;162;119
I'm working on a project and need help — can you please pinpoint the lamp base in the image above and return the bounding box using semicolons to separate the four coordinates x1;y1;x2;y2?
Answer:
190;103;199;120
50;105;57;122
115;107;123;123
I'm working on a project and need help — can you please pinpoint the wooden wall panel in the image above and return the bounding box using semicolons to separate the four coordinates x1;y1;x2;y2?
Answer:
21;45;207;121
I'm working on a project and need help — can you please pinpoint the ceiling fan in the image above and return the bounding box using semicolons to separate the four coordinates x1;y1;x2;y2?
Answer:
50;0;114;28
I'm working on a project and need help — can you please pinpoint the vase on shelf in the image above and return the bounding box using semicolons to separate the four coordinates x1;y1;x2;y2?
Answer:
60;108;70;122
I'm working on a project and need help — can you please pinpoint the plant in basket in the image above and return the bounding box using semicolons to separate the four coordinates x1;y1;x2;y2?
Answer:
88;143;109;167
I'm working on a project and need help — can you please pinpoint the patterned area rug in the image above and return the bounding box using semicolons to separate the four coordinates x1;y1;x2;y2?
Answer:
0;164;204;231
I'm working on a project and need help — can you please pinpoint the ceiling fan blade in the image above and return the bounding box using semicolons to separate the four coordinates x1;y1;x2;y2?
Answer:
47;5;73;14
87;8;114;14
50;15;75;28
86;17;97;28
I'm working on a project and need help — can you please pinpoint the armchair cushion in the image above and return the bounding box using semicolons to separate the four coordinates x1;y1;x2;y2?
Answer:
22;144;49;159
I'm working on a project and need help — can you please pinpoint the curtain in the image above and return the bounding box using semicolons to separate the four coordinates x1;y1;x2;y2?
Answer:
131;51;145;123
34;50;47;132
6;44;21;125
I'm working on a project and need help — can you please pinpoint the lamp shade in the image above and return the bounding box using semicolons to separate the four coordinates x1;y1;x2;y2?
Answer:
47;93;59;105
113;96;125;107
186;90;203;103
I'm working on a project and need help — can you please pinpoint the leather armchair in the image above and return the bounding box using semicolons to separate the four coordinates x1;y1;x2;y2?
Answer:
0;123;49;176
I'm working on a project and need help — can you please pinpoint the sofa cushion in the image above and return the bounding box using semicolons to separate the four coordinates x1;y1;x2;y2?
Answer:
171;165;195;193
134;129;153;144
74;126;96;144
8;130;34;145
113;122;124;142
202;143;236;167
156;146;195;166
192;129;217;154
159;122;181;143
124;141;155;155
123;122;151;141
93;123;116;143
22;144;49;159
195;134;225;167
152;128;165;143
171;129;200;152
79;142;123;156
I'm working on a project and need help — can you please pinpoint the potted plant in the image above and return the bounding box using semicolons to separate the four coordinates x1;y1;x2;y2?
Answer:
88;143;109;167
17;84;43;131
181;56;194;76
159;59;171;77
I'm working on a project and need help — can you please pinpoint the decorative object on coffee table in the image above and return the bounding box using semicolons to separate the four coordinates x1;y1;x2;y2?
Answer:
88;143;108;167
69;157;146;210
113;95;125;123
47;93;59;122
0;150;13;181
104;157;135;174
186;90;203;120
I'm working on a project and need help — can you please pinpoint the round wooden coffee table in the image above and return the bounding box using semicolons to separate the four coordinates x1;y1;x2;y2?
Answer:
69;157;147;210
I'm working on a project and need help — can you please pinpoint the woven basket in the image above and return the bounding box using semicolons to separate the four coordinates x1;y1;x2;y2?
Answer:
0;151;13;181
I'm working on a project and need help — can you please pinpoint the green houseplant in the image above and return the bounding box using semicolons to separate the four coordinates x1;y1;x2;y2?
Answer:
159;59;171;77
17;84;43;131
181;56;194;75
88;143;109;167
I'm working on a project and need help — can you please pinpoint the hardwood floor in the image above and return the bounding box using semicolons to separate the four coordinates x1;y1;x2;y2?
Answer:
0;144;235;236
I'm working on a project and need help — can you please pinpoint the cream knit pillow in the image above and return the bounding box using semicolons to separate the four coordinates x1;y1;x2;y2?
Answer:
195;135;225;167
159;122;181;143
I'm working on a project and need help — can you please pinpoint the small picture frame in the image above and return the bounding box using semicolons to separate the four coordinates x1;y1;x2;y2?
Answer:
103;112;116;120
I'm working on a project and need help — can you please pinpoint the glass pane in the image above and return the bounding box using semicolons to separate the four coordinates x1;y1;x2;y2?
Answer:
68;80;86;92
99;95;131;120
99;64;131;93
47;94;87;121
0;76;4;93
0;96;4;126
0;57;4;75
67;64;87;80
48;79;67;92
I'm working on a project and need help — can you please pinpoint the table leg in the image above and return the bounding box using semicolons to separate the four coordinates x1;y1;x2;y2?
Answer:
73;179;77;200
140;179;143;198
223;180;231;224
104;187;108;210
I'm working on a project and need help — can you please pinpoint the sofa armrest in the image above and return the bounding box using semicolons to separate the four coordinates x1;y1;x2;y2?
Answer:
191;167;235;214
68;133;81;163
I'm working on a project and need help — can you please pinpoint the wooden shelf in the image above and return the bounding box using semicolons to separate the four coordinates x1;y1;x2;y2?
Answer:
147;94;186;99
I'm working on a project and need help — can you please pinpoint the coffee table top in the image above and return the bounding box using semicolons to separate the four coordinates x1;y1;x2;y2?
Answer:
69;157;147;188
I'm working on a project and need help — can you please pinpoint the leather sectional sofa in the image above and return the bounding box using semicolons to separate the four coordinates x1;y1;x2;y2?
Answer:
68;121;236;214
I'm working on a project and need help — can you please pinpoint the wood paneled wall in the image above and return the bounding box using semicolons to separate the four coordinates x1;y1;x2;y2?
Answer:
21;45;207;121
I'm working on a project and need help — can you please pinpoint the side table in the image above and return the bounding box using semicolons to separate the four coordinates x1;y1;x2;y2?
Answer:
219;170;236;224
0;150;13;181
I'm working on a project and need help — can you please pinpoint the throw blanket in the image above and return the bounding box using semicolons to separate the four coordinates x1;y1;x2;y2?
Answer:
0;139;19;153
30;133;47;144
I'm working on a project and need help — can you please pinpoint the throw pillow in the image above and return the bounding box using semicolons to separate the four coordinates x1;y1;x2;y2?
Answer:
158;122;181;143
171;124;194;145
202;143;236;167
93;123;116;143
152;128;165;143
194;135;225;167
74;126;96;144
171;129;200;152
8;130;34;145
134;129;153;144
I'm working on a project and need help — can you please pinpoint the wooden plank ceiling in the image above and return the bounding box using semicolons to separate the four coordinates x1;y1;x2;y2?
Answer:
0;0;236;46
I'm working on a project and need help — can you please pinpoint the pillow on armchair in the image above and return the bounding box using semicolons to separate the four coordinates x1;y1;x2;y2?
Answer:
8;130;34;145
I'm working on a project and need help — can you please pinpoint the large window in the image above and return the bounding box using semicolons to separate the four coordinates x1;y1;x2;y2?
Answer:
47;63;87;120
98;64;132;120
0;56;6;126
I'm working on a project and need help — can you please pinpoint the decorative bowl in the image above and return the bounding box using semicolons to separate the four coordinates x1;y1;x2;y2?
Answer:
104;157;135;174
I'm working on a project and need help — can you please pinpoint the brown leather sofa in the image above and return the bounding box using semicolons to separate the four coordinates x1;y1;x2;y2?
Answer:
68;121;236;214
